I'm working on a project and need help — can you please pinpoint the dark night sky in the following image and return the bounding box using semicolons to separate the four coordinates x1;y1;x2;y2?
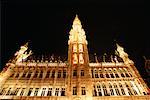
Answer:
1;0;150;78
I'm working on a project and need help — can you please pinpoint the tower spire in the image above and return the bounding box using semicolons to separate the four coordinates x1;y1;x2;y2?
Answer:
68;15;89;65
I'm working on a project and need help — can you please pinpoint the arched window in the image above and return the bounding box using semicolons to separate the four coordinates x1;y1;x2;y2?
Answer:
102;83;109;96
125;82;133;95
109;83;114;96
114;83;120;95
97;84;102;96
119;83;126;95
93;85;97;96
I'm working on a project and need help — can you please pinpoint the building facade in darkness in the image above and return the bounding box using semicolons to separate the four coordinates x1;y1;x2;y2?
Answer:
0;15;149;100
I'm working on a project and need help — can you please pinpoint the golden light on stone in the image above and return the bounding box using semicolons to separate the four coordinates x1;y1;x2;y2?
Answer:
0;15;149;100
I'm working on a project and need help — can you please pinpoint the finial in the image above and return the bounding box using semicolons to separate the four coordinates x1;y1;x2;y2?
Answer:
73;14;81;25
75;14;78;18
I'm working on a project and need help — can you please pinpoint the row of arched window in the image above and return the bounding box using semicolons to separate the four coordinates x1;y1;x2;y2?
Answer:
91;68;132;78
0;87;66;96
10;69;67;79
93;81;146;96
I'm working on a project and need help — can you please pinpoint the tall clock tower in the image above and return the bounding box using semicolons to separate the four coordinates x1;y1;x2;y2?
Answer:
67;15;92;99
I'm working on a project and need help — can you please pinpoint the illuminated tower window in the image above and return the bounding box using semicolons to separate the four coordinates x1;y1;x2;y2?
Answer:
73;54;78;64
73;44;77;52
79;44;83;52
79;54;84;64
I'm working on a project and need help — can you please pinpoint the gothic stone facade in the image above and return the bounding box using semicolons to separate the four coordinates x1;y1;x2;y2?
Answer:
0;15;149;100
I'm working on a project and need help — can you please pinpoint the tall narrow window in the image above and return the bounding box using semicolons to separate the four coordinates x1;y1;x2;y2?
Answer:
114;84;120;96
39;70;43;78
63;70;66;78
61;88;65;96
34;88;39;96
58;70;61;78
46;70;50;78
22;71;27;78
33;71;38;78
81;70;84;76
73;70;77;77
100;74;104;78
102;84;109;96
47;88;52;96
91;70;94;78
119;83;126;95
109;84;114;95
27;88;33;96
97;85;102;96
125;83;133;95
41;88;46;96
55;88;59;96
20;88;25;96
93;86;97;96
95;70;99;78
51;70;55;78
73;87;77;95
15;73;19;78
27;71;32;78
81;87;86;95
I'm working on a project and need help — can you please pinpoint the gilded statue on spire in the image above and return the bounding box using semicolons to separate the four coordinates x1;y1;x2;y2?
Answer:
116;43;134;65
14;42;32;63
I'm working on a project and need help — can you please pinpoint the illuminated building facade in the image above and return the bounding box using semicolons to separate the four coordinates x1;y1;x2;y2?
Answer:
0;15;149;100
